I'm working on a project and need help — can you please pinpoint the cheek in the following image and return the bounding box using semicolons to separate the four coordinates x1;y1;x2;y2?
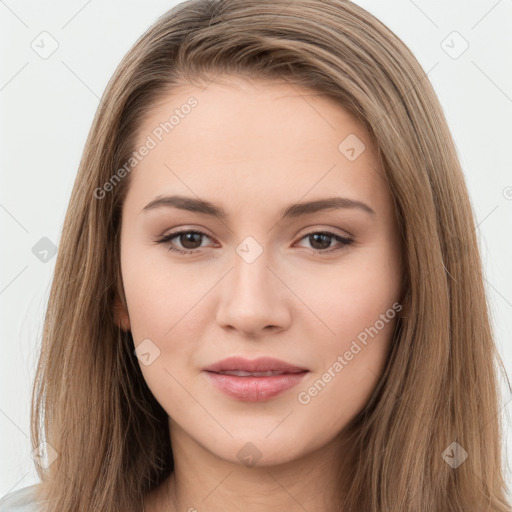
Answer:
295;293;400;433
294;241;401;397
121;258;206;409
312;289;397;399
292;243;401;343
120;237;205;335
120;244;217;394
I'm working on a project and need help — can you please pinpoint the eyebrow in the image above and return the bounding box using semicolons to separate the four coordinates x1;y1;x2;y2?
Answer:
141;194;376;219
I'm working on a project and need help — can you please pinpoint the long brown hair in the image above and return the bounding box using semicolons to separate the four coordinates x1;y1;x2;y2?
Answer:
31;0;511;510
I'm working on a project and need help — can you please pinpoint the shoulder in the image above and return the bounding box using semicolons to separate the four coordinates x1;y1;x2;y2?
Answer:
0;485;42;512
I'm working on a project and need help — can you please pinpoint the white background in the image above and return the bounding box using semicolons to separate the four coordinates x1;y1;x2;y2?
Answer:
1;0;511;499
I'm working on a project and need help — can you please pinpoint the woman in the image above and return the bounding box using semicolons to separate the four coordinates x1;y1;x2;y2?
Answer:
1;0;510;510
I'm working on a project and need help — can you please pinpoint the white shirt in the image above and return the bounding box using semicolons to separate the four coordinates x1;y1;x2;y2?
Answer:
0;485;41;512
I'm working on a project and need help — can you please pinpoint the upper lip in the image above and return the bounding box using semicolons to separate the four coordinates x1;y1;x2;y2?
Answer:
203;356;308;373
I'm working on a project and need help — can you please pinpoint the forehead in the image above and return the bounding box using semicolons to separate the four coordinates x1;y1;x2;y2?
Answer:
126;76;388;214
136;75;366;155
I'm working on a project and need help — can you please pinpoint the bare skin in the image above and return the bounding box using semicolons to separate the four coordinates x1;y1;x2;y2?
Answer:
114;75;404;512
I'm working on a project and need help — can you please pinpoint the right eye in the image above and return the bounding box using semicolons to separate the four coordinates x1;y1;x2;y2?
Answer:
156;229;215;255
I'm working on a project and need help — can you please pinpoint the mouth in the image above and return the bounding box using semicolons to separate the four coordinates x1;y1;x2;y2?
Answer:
202;355;309;401
203;368;309;402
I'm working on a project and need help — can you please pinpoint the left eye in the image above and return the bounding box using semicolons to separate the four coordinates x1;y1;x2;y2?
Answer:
297;231;354;253
156;229;354;255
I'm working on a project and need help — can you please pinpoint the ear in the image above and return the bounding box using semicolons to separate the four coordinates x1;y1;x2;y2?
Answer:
113;294;131;331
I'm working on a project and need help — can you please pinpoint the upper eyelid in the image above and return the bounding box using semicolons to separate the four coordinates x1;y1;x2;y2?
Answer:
160;228;216;244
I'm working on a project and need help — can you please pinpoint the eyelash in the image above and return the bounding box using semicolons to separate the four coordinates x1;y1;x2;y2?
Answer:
155;229;354;256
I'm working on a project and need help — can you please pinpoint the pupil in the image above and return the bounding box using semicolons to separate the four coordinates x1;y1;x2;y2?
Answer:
310;234;330;250
181;233;201;249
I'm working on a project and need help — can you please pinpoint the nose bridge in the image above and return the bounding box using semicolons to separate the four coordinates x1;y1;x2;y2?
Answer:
231;236;277;305
216;236;290;334
233;240;271;296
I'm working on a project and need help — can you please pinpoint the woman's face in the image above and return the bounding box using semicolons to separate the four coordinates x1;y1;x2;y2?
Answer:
116;75;403;467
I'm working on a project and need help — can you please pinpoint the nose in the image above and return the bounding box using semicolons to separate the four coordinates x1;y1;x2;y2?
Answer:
215;248;292;337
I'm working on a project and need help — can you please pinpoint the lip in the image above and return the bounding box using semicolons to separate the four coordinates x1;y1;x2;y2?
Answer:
202;356;309;402
203;356;308;373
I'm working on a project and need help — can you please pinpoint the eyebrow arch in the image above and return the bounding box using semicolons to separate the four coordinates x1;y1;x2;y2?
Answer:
141;194;376;219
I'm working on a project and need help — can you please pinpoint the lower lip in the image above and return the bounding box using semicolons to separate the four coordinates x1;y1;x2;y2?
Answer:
203;371;309;401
